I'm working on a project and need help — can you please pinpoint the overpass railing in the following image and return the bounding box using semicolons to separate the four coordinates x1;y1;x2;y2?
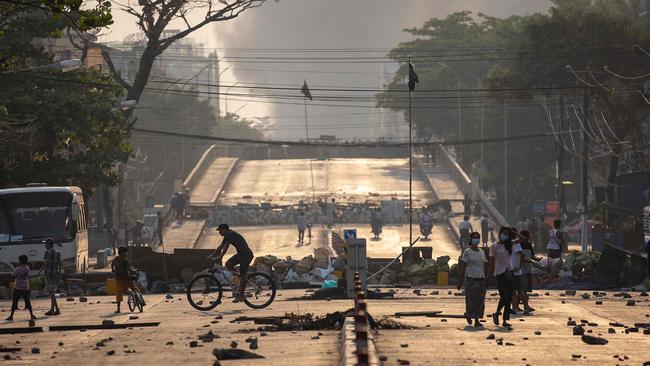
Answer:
436;145;509;228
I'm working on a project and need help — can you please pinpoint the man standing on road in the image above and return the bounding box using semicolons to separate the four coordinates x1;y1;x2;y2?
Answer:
156;211;164;246
296;211;307;245
208;224;254;303
480;214;490;247
36;238;61;316
459;215;473;250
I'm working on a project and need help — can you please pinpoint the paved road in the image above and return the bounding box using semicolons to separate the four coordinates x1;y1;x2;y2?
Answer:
217;158;435;206
2;290;649;365
194;223;460;261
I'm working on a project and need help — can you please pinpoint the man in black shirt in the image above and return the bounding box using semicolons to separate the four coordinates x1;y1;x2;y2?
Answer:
208;224;254;302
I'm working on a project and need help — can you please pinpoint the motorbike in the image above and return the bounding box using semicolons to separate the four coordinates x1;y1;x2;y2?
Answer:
420;221;432;240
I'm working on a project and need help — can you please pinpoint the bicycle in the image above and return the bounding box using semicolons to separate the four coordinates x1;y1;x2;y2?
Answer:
186;259;276;311
127;288;145;313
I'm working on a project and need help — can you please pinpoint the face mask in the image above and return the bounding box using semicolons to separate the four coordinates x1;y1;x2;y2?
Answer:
471;238;480;246
500;234;510;241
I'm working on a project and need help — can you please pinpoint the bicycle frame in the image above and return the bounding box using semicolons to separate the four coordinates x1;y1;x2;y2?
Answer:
209;264;264;294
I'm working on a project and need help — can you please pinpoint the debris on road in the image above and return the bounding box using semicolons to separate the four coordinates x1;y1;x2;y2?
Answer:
581;335;608;345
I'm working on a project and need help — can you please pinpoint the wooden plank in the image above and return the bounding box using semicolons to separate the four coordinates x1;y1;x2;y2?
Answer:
0;327;43;334
49;322;160;331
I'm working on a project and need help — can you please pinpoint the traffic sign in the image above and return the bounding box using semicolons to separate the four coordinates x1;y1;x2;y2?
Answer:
343;229;357;241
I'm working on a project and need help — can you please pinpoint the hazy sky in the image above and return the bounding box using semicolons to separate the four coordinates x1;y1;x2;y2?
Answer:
102;0;552;138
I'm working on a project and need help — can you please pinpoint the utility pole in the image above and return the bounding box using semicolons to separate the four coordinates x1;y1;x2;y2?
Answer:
408;80;413;248
504;99;508;222
558;94;566;212
581;92;590;252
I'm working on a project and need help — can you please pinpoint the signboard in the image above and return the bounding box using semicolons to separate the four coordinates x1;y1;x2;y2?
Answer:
343;229;357;241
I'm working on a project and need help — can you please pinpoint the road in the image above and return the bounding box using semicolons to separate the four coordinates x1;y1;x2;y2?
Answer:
217;158;435;206
2;290;649;365
194;223;460;260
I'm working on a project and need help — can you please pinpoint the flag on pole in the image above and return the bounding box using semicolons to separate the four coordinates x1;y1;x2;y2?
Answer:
408;60;419;92
301;80;313;101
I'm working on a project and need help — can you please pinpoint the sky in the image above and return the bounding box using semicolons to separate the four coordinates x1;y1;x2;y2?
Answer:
102;0;552;139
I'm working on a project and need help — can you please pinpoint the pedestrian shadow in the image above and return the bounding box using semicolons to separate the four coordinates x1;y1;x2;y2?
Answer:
99;312;124;319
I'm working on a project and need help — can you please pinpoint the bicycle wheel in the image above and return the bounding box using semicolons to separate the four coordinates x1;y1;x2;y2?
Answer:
187;274;223;311
127;293;136;312
243;272;276;309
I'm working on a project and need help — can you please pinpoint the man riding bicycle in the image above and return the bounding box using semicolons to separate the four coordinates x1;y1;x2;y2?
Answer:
207;224;254;303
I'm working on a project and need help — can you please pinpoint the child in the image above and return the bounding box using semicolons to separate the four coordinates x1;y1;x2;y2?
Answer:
111;246;140;313
7;255;36;321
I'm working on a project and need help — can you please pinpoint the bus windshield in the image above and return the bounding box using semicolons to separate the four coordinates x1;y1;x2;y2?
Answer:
0;191;75;243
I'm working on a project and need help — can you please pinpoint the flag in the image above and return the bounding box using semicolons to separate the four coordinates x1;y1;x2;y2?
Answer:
301;80;313;101
408;60;419;92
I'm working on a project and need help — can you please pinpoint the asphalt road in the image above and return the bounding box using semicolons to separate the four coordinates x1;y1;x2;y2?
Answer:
217;158;435;206
194;223;460;261
1;289;649;365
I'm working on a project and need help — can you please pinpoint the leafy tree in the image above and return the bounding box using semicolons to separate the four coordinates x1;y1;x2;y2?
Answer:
0;0;130;194
487;0;650;201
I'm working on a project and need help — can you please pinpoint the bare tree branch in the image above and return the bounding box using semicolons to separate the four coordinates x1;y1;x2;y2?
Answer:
100;49;133;90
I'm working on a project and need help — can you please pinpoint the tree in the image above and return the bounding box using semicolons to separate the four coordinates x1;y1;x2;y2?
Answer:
487;0;650;200
0;0;131;194
102;0;274;127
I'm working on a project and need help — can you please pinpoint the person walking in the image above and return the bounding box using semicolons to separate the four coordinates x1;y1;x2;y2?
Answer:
458;232;488;327
480;214;490;246
489;227;514;328
6;255;36;321
156;211;164;246
36;238;61;316
510;232;525;314
296;211;307;245
111;246;141;313
518;229;541;313
370;207;383;240
546;219;565;259
459;216;473;250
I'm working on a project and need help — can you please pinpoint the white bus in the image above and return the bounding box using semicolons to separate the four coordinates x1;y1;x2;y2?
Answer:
0;185;88;273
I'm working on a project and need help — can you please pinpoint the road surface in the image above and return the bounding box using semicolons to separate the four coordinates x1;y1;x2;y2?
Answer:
194;223;460;260
2;290;649;365
217;158;435;206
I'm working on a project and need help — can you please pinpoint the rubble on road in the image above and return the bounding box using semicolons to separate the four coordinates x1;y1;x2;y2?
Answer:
213;348;264;360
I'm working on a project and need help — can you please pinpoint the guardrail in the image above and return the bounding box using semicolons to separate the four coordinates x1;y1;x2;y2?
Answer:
436;145;509;228
183;145;218;193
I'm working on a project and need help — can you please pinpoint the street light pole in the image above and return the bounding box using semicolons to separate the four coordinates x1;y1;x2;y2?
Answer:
438;63;461;161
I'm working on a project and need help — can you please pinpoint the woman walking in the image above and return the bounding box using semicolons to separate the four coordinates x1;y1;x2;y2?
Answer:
489;227;514;327
457;232;488;327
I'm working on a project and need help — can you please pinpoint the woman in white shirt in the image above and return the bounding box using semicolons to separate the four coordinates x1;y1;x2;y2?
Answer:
458;232;488;327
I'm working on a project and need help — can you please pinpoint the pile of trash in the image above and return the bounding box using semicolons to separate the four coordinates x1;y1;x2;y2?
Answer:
378;255;457;286
561;251;602;279
251;248;345;287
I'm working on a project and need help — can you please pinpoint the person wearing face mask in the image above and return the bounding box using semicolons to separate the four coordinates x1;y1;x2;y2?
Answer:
457;232;488;327
488;227;514;328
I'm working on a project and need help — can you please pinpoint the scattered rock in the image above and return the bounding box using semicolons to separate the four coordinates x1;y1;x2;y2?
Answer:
28;320;36;327
400;344;408;348
66;297;74;302
608;328;616;334
567;320;577;326
397;360;410;365
565;290;577;296
572;354;582;359
430;291;439;295
625;327;639;333
588;323;598;327
581;293;591;299
79;297;88;303
534;331;542;335
311;336;320;340
595;300;603;305
31;347;40;354
640;292;648;297
166;341;173;346
260;332;268;337
102;320;115;326
165;293;173;299
106;350;115;356
580;320;589;324
199;331;218;343
486;334;495;340
626;300;636;306
573;326;585;336
230;341;238;349
129;315;138;320
189;341;198;348
379;355;388;361
505;342;515;346
581;335;608;345
609;322;625;327
249;338;258;350
58;342;64;347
